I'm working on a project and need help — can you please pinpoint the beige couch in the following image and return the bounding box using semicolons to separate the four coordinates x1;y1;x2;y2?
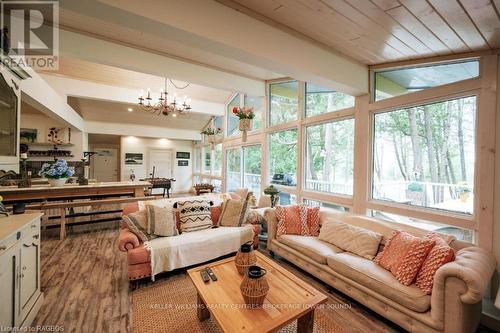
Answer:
264;208;495;333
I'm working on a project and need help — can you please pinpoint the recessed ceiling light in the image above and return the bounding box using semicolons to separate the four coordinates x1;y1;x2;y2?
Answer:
127;108;133;112
172;113;177;117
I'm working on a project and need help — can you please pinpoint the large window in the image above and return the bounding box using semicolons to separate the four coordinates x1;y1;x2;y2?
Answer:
374;60;479;101
213;144;222;176
372;96;476;215
203;147;211;174
225;145;262;196
269;129;297;187
244;95;264;130
227;94;240;136
243;145;261;197
214;116;223;132
194;147;201;173
305;118;354;195
306;83;354;117
226;148;241;192
269;81;298;127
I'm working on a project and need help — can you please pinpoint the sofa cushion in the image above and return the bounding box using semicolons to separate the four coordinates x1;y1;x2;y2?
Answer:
123;210;157;242
276;205;303;236
319;219;382;260
145;205;178;237
279;235;344;264
327;253;430;312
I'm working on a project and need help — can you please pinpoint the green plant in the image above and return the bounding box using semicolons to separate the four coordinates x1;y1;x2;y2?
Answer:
201;126;222;136
407;181;423;192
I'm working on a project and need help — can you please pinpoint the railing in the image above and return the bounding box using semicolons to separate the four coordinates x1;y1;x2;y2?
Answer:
305;179;353;195
227;171;261;195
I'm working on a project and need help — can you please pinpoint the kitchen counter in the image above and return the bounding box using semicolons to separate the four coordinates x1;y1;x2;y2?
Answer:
0;211;43;240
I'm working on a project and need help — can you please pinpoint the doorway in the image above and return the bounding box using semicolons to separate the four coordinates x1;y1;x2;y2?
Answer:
148;149;173;178
91;148;119;182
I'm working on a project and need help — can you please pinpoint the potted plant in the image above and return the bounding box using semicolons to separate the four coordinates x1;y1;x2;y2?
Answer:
406;181;424;205
201;126;222;144
232;106;254;142
457;182;471;202
38;159;74;187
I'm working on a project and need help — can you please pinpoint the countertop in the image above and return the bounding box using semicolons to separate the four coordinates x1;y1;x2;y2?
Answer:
0;181;151;192
0;212;43;240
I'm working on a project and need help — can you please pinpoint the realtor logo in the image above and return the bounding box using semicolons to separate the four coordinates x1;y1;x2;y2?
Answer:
0;0;59;70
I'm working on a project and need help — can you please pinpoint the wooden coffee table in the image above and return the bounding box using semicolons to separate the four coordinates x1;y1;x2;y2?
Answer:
187;251;327;333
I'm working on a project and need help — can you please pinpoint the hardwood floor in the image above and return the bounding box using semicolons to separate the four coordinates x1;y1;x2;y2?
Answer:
32;225;495;333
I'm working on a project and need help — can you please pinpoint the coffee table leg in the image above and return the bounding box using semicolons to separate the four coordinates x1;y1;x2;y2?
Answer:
197;293;210;321
297;309;314;333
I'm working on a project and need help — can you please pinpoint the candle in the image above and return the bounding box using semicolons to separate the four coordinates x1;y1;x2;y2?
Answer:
20;153;27;159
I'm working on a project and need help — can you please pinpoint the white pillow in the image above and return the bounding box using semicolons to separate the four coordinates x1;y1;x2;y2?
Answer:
319;219;382;260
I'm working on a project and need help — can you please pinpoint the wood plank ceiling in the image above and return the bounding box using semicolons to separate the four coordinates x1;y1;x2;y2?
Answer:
223;0;500;65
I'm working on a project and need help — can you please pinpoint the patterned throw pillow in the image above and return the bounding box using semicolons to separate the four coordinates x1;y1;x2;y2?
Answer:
174;205;221;232
218;199;250;227
123;210;157;242
276;205;302;237
145;205;178;237
177;200;213;233
415;233;455;294
305;206;320;236
375;231;435;285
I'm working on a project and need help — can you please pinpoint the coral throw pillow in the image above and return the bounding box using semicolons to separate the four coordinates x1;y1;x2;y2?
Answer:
375;231;435;285
276;205;302;237
416;233;455;294
305;206;321;236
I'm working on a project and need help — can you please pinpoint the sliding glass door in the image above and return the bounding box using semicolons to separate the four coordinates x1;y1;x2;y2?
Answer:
225;145;261;197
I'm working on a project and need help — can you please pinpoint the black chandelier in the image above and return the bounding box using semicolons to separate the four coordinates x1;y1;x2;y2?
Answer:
138;78;192;117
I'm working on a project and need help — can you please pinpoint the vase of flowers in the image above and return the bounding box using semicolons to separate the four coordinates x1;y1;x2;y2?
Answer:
38;160;74;187
232;106;254;142
201;126;222;144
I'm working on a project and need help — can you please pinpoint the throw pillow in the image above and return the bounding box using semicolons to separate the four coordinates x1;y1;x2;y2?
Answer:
375;231;435;285
394;237;435;285
276;205;302;236
145;205;178;237
177;200;213;233
305;206;320;236
318;219;382;259
415;233;455;294
218;199;250;227
174;205;222;232
123;210;157;242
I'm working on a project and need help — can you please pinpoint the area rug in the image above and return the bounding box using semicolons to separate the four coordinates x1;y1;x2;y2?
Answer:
132;273;345;333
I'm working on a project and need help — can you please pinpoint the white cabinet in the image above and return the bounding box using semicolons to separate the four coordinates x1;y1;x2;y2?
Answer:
0;213;43;330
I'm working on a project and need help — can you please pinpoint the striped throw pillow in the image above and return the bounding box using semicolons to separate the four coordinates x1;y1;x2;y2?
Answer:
123;210;157;242
177;200;213;233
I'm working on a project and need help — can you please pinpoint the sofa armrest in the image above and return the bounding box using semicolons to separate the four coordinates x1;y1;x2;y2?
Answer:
264;208;277;245
118;228;142;252
433;246;495;304
429;246;495;332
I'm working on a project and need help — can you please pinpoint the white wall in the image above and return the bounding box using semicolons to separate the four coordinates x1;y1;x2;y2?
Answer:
120;136;193;193
20;113;87;162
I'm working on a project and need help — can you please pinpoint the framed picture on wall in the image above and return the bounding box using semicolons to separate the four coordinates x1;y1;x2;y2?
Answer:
20;128;37;143
176;152;190;159
178;160;189;166
125;153;143;165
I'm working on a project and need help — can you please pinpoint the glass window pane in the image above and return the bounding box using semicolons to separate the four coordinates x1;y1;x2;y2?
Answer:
213;144;222;176
269;129;297;186
372;96;476;215
277;192;297;205
194;147;201;173
203;147;211;173
211;179;222;193
370;210;473;242
226;148;241;192
375;60;479;101
244;95;264;130
214;116;223;132
243;145;261;198
227;94;240;136
305;83;354;117
269;81;298;127
305;119;354;195
302;199;349;212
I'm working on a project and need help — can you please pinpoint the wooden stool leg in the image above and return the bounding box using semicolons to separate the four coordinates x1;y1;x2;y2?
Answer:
197;293;210;321
297;310;314;333
60;208;66;240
